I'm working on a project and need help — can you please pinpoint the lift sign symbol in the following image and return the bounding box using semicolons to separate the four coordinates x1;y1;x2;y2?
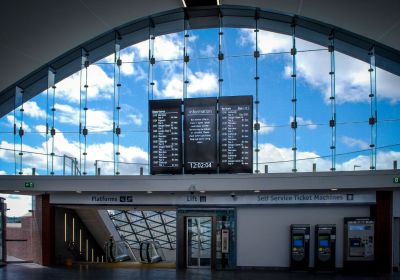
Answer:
394;176;400;184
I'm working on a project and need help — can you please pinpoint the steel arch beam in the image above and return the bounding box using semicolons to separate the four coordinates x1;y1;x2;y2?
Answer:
0;5;399;117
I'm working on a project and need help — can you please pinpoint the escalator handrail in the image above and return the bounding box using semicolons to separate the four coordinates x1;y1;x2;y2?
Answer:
122;240;138;262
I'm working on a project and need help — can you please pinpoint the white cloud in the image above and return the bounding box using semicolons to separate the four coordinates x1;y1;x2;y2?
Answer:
0;140;49;171
239;29;400;104
153;70;218;99
188;71;218;97
56;64;114;103
257;142;400;173
6;115;31;132
0;170;6;175
238;29;292;54
0;127;148;176
134;33;185;61
340;136;369;150
127;114;143;126
34;125;51;138
200;44;216;57
23;101;46;119
119;104;144;127
257;120;275;135
54;103;113;132
289;116;317;129
119;47;135;75
289;40;400;103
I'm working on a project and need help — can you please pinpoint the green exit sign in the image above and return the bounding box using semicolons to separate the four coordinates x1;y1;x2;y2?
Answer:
394;177;400;184
24;182;34;188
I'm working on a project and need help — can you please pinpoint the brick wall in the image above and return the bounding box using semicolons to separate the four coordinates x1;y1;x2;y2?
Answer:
6;215;33;261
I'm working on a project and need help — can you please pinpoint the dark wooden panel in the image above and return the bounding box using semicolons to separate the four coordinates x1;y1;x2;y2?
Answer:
185;0;217;7
375;191;393;273
41;194;55;266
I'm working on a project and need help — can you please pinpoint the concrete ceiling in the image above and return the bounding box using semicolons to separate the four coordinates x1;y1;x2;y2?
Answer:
0;0;399;102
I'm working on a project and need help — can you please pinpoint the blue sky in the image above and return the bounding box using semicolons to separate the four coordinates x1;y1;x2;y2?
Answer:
0;28;399;216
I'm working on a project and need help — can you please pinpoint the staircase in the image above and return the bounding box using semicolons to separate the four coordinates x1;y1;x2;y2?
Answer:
66;240;86;261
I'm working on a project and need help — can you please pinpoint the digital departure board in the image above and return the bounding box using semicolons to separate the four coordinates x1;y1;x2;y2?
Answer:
184;98;218;173
149;99;182;174
219;96;253;173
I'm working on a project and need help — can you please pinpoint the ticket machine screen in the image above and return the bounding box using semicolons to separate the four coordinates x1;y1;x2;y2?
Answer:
293;238;303;247
319;239;329;247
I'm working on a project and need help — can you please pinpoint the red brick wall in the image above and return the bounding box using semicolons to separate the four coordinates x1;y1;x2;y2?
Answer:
6;216;33;261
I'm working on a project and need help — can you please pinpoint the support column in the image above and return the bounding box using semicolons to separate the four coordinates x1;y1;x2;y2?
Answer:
375;191;393;273
32;194;55;266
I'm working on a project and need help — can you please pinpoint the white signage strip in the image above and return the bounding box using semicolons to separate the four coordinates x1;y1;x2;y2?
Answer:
50;192;376;205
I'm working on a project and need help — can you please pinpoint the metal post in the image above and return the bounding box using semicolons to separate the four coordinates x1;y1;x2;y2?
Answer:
394;160;398;170
290;23;297;173
312;163;316;172
32;168;36;176
63;155;66;176
73;158;77;175
140;167;144;176
97;168;101;176
94;160;98;175
264;165;268;174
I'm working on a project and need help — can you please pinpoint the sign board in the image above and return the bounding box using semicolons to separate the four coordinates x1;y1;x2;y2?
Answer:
219;96;253;173
149;99;182;174
24;182;34;188
221;229;230;253
50;191;376;206
394;176;400;184
184;98;218;173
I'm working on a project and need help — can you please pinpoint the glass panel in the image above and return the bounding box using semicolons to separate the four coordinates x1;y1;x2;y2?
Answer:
187;217;212;268
108;210;176;250
0;205;2;262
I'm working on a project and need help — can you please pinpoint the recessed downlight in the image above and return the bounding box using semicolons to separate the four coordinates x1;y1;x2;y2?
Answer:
330;188;338;191
254;190;260;193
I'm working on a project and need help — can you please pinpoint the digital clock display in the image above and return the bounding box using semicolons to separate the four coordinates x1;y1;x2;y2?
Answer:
184;97;218;173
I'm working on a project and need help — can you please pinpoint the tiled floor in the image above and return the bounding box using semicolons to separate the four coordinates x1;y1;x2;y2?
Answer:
0;263;399;280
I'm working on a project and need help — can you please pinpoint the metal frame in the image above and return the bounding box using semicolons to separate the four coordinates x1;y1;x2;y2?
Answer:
108;210;176;250
1;5;399;118
186;216;212;268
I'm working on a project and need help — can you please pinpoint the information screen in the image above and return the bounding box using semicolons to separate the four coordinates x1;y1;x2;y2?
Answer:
184;98;218;173
219;96;253;173
319;239;329;247
149;99;182;174
293;239;303;247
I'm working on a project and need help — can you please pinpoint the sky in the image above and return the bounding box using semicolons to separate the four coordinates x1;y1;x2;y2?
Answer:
0;28;399;216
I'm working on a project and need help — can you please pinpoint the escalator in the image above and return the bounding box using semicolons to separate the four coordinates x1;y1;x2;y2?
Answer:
139;241;165;264
105;240;138;262
105;239;165;264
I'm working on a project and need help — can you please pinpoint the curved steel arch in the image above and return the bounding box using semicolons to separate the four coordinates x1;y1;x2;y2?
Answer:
0;5;399;117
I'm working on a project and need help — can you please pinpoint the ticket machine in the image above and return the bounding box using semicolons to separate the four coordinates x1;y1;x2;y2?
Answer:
290;224;310;270
344;217;375;273
314;224;336;271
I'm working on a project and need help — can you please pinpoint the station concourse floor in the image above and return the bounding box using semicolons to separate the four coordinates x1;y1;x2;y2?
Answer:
1;263;400;280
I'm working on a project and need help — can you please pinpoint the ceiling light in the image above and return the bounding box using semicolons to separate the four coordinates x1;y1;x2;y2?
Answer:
330;188;338;191
76;190;82;194
254;190;260;193
181;0;187;8
147;191;153;194
14;190;20;193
